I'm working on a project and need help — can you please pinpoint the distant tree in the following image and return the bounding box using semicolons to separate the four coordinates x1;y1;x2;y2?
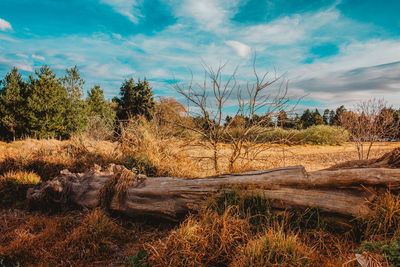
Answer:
62;66;88;135
300;109;313;128
0;68;27;140
323;109;330;125
277;110;288;128
116;78;155;120
86;85;115;121
26;65;69;139
313;109;324;125
332;105;346;125
86;85;116;140
329;110;336;125
339;98;398;160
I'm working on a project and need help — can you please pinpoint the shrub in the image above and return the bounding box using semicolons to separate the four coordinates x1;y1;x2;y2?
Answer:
233;228;313;266
0;171;40;207
300;125;349;145
258;127;302;145
256;125;348;145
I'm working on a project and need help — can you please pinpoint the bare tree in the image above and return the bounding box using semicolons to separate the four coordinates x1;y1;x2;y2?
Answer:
173;58;295;173
339;98;399;160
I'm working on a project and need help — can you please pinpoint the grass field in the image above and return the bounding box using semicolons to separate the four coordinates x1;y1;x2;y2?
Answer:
1;139;399;266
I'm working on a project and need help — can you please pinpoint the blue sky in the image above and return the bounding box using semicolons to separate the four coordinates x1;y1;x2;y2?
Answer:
0;0;400;110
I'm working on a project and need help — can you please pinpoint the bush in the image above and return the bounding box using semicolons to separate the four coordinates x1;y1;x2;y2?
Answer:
258;127;302;145
300;125;349;145
256;125;348;145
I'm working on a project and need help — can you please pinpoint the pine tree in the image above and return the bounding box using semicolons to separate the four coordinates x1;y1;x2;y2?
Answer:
86;85;115;124
26;65;69;139
300;109;313;128
62;66;88;135
323;109;330;125
0;68;27;140
116;78;155;120
313;109;324;125
332;105;346;125
329;110;336;125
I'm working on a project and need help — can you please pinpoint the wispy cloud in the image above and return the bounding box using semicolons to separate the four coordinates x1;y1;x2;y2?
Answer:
0;18;12;31
99;0;141;23
225;40;251;58
171;0;239;32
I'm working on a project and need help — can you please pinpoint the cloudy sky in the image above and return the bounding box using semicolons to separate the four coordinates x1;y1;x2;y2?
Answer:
0;0;399;109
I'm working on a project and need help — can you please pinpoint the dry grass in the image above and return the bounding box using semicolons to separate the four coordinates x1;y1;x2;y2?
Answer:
232;227;313;267
0;137;399;266
0;136;398;179
0;209;139;266
146;208;252;267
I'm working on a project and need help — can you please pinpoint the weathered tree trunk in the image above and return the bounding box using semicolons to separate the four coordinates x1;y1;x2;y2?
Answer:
27;160;400;221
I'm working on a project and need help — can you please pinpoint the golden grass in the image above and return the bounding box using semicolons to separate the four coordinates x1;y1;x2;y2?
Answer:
232;227;313;267
0;137;399;266
146;208;252;267
0;136;398;178
0;209;126;266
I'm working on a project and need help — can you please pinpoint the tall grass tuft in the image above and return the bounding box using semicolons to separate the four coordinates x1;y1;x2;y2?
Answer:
146;208;252;266
233;227;313;266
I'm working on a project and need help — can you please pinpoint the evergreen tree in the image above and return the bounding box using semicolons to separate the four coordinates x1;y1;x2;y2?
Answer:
0;68;27;140
329;110;336;125
86;85;115;124
313;109;324;125
116;78;155;120
323;109;330;125
62;66;88;135
26;65;69;139
332;105;346;125
300;109;313;128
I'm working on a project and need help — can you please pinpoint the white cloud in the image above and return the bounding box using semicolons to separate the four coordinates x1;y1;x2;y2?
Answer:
0;18;12;31
32;54;45;61
225;40;251;58
99;0;141;23
238;10;340;46
172;0;239;32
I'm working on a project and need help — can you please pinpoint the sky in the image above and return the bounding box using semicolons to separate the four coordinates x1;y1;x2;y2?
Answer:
0;0;400;111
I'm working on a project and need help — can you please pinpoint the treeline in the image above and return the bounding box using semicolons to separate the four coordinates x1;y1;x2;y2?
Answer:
0;66;154;141
2;65;400;142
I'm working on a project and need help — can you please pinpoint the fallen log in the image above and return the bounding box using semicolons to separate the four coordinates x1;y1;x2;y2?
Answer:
27;161;400;221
